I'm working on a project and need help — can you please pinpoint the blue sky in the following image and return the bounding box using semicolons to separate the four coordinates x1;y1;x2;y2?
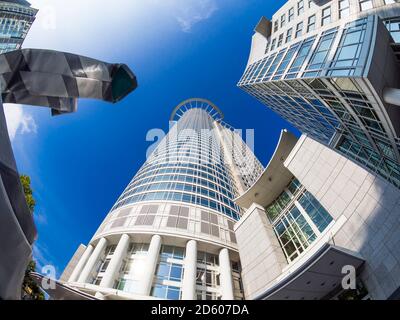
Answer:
5;0;298;276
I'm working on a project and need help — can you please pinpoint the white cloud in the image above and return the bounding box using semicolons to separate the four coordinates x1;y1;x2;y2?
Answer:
3;104;37;141
33;243;54;271
35;212;48;226
153;0;218;32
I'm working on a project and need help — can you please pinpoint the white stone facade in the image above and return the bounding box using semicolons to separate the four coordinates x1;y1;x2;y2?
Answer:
235;134;400;300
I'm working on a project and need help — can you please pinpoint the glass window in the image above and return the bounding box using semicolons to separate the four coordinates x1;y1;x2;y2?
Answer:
257;54;275;80
167;286;181;300
298;191;333;232
280;14;286;27
273;209;315;262
105;245;116;256
156;263;170;278
274;20;278;32
295;22;303;38
151;284;167;299
265;49;286;80
321;6;331;26
170;264;183;281
287;178;302;196
270;38;276;51
273;42;300;79
305;29;337;72
339;0;350;19
307;15;316;32
298;0;304;15
286;36;315;76
266;179;335;263
266;185;297;222
385;18;400;43
277;33;284;47
329;19;367;75
286;28;293;43
288;7;294;22
359;0;373;11
174;247;185;259
100;259;110;273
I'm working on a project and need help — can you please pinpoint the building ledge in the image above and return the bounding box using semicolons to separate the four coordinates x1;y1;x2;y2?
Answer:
30;273;97;300
234;129;298;209
255;244;365;300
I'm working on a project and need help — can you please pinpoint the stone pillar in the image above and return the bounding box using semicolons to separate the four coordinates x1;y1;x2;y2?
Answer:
77;237;107;283
219;248;234;300
99;234;130;289
181;240;197;300
136;234;161;296
68;244;94;283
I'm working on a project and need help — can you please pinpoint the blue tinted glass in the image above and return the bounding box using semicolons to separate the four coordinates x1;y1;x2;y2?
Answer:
299;192;333;232
157;263;170;277
167;287;181;300
337;44;358;60
287;38;315;74
152;285;166;298
173;247;185;259
343;30;362;45
170;264;183;280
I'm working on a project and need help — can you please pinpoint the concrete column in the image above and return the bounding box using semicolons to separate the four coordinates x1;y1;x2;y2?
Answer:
68;244;94;283
136;234;161;296
77;237;107;283
99;234;130;289
383;87;400;106
219;248;234;300
181;240;197;300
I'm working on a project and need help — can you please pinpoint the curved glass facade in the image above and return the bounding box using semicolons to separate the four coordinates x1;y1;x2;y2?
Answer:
0;1;37;53
66;100;261;300
240;11;400;188
265;178;334;263
112;107;262;220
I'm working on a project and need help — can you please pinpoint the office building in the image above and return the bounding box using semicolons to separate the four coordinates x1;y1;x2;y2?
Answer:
0;0;37;53
234;129;400;300
64;98;263;300
238;0;400;189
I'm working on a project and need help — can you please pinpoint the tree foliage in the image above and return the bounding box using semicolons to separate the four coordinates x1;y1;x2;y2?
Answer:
21;261;45;300
19;175;44;300
20;175;36;213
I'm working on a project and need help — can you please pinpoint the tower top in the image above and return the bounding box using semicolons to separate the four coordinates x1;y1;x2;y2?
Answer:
170;98;224;122
2;0;33;7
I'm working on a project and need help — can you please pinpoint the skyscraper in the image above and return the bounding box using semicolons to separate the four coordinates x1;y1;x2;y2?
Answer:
238;0;400;189
64;98;263;300
0;0;38;53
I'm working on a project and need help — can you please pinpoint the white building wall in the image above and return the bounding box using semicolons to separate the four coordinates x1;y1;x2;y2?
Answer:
285;135;400;299
234;133;400;300
234;203;288;299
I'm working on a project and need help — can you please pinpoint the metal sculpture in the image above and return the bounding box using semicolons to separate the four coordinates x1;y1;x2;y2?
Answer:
0;48;137;299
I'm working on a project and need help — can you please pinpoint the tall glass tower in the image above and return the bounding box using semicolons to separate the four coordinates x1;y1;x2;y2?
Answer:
239;0;400;188
65;98;263;300
0;0;37;53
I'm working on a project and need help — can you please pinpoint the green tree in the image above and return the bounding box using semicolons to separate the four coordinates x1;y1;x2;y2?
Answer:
19;175;44;300
20;175;36;213
21;260;45;300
